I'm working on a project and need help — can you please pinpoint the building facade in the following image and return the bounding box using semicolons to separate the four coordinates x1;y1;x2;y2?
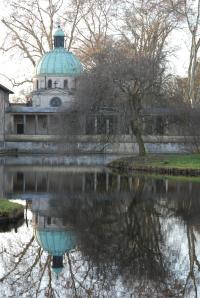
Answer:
5;26;83;143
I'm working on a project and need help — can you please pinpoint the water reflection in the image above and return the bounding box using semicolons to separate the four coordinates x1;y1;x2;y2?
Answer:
32;199;76;276
1;164;200;296
0;217;24;233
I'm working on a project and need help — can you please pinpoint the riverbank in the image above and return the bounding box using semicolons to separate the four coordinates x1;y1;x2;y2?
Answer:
0;199;24;224
109;154;200;176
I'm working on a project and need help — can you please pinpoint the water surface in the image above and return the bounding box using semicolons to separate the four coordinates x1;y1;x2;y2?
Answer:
0;156;200;297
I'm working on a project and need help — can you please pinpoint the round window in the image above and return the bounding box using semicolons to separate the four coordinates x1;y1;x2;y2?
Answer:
50;97;62;107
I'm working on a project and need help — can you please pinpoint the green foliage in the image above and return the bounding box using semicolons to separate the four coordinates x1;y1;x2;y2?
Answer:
0;199;23;217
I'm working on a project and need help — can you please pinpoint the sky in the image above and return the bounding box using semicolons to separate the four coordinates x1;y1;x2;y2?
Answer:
0;1;192;97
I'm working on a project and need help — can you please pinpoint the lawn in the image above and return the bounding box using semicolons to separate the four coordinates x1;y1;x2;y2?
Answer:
0;199;24;217
110;154;200;172
133;154;200;169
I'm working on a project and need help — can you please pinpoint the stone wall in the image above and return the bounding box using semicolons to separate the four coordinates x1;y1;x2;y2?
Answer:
5;134;192;154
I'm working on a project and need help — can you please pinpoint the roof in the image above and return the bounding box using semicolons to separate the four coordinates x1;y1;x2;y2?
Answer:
54;26;65;37
36;48;83;76
6;106;61;113
0;83;14;94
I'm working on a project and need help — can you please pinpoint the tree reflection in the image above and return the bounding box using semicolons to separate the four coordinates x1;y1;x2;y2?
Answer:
68;176;178;297
2;172;200;296
168;182;200;298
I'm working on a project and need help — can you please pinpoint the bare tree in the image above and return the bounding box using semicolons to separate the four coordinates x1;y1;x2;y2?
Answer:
71;0;116;67
114;0;178;58
1;0;115;69
76;44;166;156
169;0;200;105
1;0;64;66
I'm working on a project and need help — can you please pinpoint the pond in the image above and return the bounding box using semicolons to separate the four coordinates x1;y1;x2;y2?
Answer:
0;155;200;297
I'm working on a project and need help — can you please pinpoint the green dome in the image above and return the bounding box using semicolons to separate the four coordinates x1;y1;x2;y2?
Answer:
35;229;76;256
36;48;83;76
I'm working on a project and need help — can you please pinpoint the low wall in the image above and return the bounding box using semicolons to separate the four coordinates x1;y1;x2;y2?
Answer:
4;134;192;154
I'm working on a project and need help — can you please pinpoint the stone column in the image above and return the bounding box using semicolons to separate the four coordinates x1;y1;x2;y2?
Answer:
82;116;86;134
165;117;169;135
165;179;168;193
94;172;97;191
153;117;157;135
23;174;26;193
11;174;14;194
177;182;180;193
47;173;50;193
47;115;50;134
94;116;98;134
106;172;109;192
189;182;192;194
142;116;145;132
117;114;121;135
106;119;110;135
35;173;38;192
11;115;14;134
117;175;121;192
82;173;85;192
35;115;38;135
23;115;26;134
129;177;133;191
129;125;132;135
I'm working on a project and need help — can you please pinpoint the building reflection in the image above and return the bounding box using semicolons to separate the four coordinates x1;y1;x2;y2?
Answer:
2;165;200;296
3;167;138;203
2;166;198;201
32;197;76;275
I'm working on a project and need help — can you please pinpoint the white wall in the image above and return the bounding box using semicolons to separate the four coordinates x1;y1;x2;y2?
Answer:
33;76;76;91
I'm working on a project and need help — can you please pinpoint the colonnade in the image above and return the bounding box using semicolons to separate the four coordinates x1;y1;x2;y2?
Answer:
11;114;114;135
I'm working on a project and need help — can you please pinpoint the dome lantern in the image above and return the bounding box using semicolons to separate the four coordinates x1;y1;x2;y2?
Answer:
54;25;65;48
52;256;64;275
35;25;83;76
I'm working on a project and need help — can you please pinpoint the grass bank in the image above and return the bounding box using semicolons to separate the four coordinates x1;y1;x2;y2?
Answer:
109;154;200;176
0;199;24;222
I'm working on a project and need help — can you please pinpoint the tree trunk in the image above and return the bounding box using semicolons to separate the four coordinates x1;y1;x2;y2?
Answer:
188;33;198;106
131;119;146;156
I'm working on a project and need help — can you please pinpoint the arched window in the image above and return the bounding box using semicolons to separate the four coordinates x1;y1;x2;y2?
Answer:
64;79;68;89
50;97;62;107
48;79;52;88
36;80;39;90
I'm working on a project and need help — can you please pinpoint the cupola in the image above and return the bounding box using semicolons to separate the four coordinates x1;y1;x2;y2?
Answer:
35;25;83;76
54;25;65;48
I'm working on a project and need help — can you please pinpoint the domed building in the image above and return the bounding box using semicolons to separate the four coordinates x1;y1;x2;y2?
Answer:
4;25;89;152
32;25;82;109
3;25;125;154
4;25;175;154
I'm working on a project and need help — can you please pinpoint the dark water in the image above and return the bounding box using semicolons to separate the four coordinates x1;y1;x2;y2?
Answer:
0;157;200;297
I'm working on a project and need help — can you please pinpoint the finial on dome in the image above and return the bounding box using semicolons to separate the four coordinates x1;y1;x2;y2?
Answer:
56;18;61;27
